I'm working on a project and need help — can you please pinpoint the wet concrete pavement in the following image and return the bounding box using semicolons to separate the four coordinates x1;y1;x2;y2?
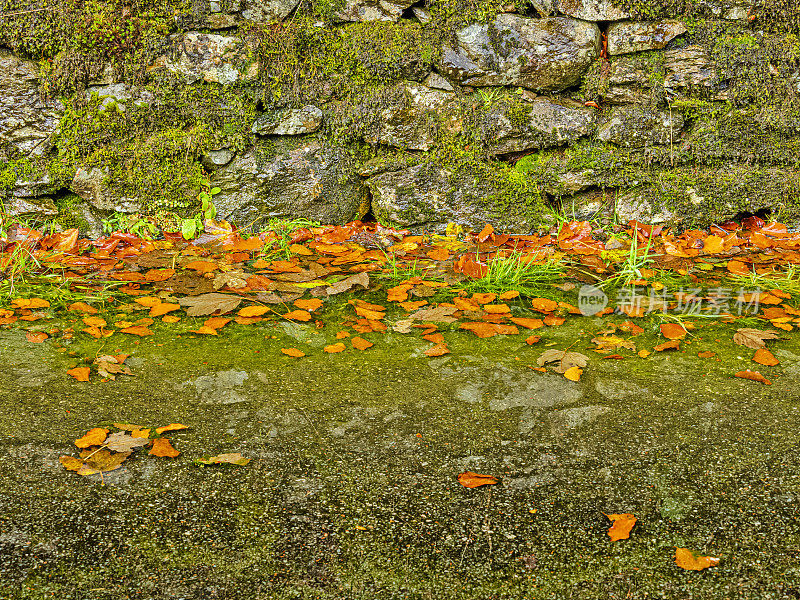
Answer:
1;318;800;599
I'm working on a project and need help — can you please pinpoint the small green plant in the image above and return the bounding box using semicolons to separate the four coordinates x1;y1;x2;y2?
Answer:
180;179;221;240
466;252;564;297
101;213;158;239
728;264;800;297
601;234;654;289
258;217;321;258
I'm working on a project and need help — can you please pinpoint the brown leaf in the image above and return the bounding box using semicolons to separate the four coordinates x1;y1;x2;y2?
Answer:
281;347;306;357
753;348;779;366
104;431;151;452
325;272;370;295
179;293;242;317
458;471;499;488
197;453;251;465
605;513;636;541
674;548;720;571
733;328;779;350
75;427;109;448
537;350;588;374
149;437;180;457
735;369;771;385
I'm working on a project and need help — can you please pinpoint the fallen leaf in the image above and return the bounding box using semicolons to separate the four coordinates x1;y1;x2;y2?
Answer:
458;471;499;488
67;366;91;382
653;340;680;351
131;428;150;438
156;423;188;435
61;449;131;476
637;349;651;358
537;350;589;374
149;437;180;457
477;223;494;243
483;303;510;314
499;290;520;300
150;302;180;317
606;513;637;541
525;335;541;345
294;298;324;311
324;343;347;353
104;431;151;452
179;293;242;317
75;427;109;448
197;453;251;465
325;272;370;295
67;301;98;314
697;351;716;358
660;323;688;340
733;328;779;350
471;292;496;304
184;260;218;274
563;366;582;381
213;270;248;290
281;347;306;357
735;369;771;384
120;325;154;336
283;309;312;322
26;331;48;343
204;316;231;330
530;298;558;313
11;297;50;310
511;317;544;330
424;343;450;357
753;348;779;366
674;548;720;571
351;337;373;350
190;325;219;335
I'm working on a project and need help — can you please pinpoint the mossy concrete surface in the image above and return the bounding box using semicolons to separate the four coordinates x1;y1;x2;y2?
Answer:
1;317;800;599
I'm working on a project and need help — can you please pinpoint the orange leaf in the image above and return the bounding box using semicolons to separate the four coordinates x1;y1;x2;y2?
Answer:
120;325;153;336
525;335;541;345
75;427;108;448
423;332;445;344
563;366;582;381
155;423;188;435
660;323;687;340
477;223;494;243
283;310;312;322
674;548;720;571
67;366;91;382
144;268;175;282
387;285;411;302
351;337;373;350
67;301;98;314
83;316;107;328
735;369;771;384
753;348;779;366
726;260;750;275
162;315;181;323
190;325;219;335
324;342;347;353
184;260;218;274
426;246;450;260
150;303;180;317
511;317;544;330
653;340;680;351
425;343;450;357
543;313;565;327
637;349;651;358
530;298;558;313
460;322;499;338
355;306;385;320
458;471;498;488
498;290;520;300
294;298;324;311
471;293;496;305
702;235;724;254
336;330;350;339
239;305;271;317
132;428;150;438
606;513;637;541
26;331;49;343
134;296;162;308
204;316;231;329
11;297;50;309
149;437;180;457
289;243;313;255
483;303;510;314
281;347;306;357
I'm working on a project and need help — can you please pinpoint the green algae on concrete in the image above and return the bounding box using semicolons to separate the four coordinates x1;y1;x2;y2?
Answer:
2;309;800;598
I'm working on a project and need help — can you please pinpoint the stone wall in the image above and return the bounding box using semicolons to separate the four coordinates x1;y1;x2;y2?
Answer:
2;0;800;234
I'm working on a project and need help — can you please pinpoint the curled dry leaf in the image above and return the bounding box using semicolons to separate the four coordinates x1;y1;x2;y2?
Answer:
605;513;636;541
674;548;720;571
537;350;588;374
458;471;499;488
197;453;251;466
733;328;779;350
75;427;109;448
61;449;131;476
149;437;180;457
735;369;771;385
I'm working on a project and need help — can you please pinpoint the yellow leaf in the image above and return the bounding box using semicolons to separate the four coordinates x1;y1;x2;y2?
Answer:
563;366;582;381
674;548;720;571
